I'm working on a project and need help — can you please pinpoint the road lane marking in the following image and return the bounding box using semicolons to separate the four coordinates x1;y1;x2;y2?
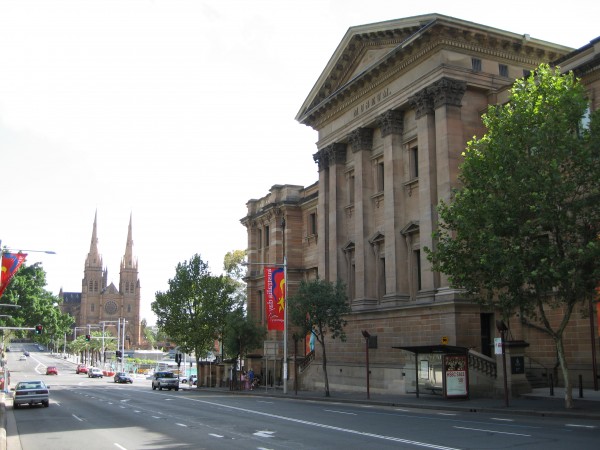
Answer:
209;433;224;438
325;409;357;415
72;414;83;422
454;426;531;437
491;418;514;422
566;424;596;429
179;396;460;449
176;423;187;427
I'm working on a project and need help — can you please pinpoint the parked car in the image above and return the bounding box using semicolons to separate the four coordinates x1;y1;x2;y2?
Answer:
12;380;50;408
114;372;133;384
45;366;58;375
88;367;103;378
76;364;88;374
151;371;179;391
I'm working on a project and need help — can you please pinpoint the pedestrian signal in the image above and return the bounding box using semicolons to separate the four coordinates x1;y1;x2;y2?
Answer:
35;324;43;335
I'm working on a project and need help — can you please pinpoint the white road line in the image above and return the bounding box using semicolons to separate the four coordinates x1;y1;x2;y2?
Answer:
491;418;514;422
176;423;187;427
114;444;127;450
454;426;531;437
209;433;224;438
325;409;357;415
180;397;460;450
72;414;83;422
437;413;457;416
566;424;596;429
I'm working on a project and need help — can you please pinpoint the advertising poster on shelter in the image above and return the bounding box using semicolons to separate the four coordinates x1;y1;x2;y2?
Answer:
444;354;468;398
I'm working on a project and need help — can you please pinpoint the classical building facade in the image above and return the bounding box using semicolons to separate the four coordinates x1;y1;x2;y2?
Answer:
242;14;600;396
60;212;141;348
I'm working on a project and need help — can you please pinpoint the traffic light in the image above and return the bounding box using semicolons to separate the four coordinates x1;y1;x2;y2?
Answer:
116;350;122;357
35;325;43;335
85;334;91;341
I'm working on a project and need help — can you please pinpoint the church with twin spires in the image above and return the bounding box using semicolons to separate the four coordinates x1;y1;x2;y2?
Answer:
60;212;142;348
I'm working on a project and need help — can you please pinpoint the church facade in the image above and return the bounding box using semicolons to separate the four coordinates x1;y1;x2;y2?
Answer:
61;212;141;348
241;14;600;395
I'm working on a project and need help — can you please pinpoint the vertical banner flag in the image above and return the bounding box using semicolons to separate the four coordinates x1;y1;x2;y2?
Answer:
0;252;28;299
264;267;285;331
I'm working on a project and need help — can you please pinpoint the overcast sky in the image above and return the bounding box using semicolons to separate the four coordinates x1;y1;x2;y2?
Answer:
1;0;598;325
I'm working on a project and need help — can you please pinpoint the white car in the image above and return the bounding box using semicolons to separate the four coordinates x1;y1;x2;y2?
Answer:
12;380;50;408
88;367;103;378
19;355;27;361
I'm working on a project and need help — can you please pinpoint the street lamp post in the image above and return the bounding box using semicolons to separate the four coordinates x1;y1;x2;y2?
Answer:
362;330;371;399
242;257;288;395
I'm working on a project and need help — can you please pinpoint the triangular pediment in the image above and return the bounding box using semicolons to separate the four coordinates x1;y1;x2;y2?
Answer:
296;13;572;129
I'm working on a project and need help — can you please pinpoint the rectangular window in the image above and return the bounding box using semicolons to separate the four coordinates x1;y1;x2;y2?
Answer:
379;256;386;298
499;64;508;77
309;212;317;235
411;146;419;178
258;290;264;324
472;58;482;72
377;161;385;192
348;174;355;204
265;226;270;247
523;69;531;79
257;229;262;249
415;249;422;291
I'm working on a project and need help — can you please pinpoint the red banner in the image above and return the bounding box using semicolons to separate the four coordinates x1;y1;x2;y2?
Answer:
264;267;285;331
0;252;27;298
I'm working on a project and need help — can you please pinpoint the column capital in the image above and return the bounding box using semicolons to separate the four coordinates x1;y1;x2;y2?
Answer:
408;89;434;119
377;110;404;138
349;128;374;153
313;143;347;170
429;78;467;109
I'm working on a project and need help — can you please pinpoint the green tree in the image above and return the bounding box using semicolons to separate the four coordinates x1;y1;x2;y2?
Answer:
1;261;74;345
222;305;266;388
427;65;600;409
152;254;236;382
288;278;351;397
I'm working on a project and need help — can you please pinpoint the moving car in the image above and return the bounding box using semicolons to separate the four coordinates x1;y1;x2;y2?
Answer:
76;364;88;374
151;371;179;391
12;380;50;408
88;367;103;378
18;355;27;361
46;366;58;375
23;351;30;357
114;372;133;384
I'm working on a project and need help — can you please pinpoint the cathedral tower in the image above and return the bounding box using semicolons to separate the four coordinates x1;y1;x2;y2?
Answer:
79;212;141;348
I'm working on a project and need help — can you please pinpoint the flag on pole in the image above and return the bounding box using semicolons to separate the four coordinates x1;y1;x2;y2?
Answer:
0;252;27;298
264;267;285;331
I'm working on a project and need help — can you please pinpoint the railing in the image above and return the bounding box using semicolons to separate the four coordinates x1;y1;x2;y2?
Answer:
468;350;497;378
298;350;315;374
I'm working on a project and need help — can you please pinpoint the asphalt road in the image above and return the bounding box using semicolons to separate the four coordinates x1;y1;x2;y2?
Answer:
4;346;600;449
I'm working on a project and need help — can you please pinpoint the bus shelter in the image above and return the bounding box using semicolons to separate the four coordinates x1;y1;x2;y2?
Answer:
393;345;469;399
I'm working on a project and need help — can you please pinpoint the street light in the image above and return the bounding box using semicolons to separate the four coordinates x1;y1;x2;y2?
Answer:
362;330;371;399
242;256;288;395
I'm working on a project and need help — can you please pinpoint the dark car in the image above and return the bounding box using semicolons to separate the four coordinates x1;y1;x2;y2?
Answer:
114;372;133;384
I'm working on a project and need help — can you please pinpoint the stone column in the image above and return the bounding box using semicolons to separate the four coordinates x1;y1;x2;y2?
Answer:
377;109;405;304
313;148;330;279
349;129;376;307
429;78;466;292
408;89;438;296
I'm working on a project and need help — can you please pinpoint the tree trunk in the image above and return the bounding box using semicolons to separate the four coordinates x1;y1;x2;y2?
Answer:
556;336;574;409
321;340;330;397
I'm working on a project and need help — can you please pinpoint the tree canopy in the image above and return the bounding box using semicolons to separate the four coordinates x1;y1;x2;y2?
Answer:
288;278;350;397
1;261;74;345
427;64;600;408
152;254;236;365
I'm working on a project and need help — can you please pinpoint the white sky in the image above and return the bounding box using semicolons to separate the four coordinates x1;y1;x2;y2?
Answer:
1;0;598;325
